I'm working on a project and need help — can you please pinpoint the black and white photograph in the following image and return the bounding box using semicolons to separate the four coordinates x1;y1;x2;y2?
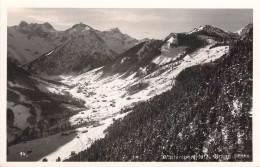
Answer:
0;0;259;166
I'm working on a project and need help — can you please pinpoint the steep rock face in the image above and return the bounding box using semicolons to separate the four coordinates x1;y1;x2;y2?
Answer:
235;23;253;35
238;23;253;40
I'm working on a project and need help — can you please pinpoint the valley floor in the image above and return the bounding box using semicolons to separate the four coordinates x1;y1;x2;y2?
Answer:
7;44;229;161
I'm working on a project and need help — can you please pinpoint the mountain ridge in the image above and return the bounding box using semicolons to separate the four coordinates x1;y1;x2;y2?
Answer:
25;23;242;75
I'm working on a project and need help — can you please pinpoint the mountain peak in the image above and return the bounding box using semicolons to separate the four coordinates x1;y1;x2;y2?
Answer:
164;32;178;41
187;25;205;34
43;22;54;30
193;25;218;32
105;27;121;33
19;21;29;27
18;21;55;31
204;24;213;28
70;22;92;31
73;22;89;28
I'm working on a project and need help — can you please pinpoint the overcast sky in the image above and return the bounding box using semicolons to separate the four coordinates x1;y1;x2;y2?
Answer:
8;8;252;39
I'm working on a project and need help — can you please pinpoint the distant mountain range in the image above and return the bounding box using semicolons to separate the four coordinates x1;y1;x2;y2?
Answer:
8;22;252;76
8;22;139;74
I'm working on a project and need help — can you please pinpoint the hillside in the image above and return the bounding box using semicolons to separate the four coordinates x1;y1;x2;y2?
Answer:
66;26;252;162
7;60;86;146
101;32;207;78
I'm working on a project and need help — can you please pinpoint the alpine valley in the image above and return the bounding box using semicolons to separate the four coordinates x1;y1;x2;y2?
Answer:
7;22;253;162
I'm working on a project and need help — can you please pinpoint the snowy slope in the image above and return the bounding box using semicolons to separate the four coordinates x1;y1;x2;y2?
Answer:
8;112;128;161
152;34;186;66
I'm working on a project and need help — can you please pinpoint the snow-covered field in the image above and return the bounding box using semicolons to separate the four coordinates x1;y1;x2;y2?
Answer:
7;112;128;161
7;43;229;162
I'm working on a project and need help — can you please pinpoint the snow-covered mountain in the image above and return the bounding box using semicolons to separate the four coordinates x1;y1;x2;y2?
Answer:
27;23;118;75
8;21;62;65
8;22;138;67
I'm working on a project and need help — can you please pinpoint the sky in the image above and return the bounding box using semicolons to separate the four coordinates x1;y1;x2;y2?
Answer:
8;8;253;39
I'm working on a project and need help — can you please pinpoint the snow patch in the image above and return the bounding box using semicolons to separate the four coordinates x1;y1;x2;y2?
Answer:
231;99;242;116
121;57;127;64
8;102;31;130
188;26;205;34
8;81;33;90
45;49;54;56
166;36;177;48
235;27;243;35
